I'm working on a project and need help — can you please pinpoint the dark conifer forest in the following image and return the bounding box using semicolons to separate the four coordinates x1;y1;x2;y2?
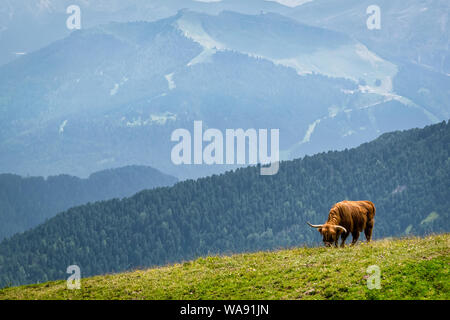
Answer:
0;165;177;240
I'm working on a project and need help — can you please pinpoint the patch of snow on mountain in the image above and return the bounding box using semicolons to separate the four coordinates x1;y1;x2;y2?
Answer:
109;77;127;96
176;15;226;50
343;130;356;137
301;119;321;144
328;105;340;118
150;113;177;125
274;58;314;75
187;48;216;67
165;73;176;90
355;44;385;66
274;44;397;91
341;88;356;94
358;85;439;122
124;113;177;127
110;83;119;96
59;120;68;134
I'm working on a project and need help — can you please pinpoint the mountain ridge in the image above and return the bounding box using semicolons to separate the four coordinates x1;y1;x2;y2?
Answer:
0;165;178;240
1;10;444;179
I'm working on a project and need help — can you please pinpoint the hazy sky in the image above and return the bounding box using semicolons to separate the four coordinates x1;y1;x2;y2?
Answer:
267;0;313;7
193;0;313;8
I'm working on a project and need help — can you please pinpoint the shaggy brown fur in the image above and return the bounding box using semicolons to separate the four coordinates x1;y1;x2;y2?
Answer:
308;200;376;247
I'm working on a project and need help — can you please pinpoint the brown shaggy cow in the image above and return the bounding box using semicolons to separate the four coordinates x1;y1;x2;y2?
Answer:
307;200;375;247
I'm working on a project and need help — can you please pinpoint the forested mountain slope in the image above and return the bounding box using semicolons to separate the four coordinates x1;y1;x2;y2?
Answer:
0;165;177;240
0;121;448;287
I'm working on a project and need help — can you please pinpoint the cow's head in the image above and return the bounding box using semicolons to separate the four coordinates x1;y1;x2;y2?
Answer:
307;222;347;247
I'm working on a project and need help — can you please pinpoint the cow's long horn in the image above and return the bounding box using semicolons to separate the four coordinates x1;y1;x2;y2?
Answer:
307;222;323;228
335;225;347;233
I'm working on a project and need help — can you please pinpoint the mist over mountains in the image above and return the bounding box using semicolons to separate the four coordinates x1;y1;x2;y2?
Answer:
0;0;291;67
1;4;448;180
288;0;450;76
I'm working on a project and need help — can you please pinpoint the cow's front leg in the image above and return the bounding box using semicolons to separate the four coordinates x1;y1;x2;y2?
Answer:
340;232;349;247
350;232;360;246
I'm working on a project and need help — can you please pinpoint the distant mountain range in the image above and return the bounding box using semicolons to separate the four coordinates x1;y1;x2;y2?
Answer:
0;165;177;240
1;8;448;180
2;0;447;73
0;121;448;288
288;0;450;76
0;0;292;67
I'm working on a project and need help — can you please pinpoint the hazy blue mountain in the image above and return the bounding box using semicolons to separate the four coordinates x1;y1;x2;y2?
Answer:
288;0;450;76
0;0;291;67
288;0;450;120
0;10;447;179
3;0;448;73
0;165;177;240
0;121;448;288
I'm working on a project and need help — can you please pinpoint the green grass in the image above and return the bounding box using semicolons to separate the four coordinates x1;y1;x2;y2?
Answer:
0;234;448;300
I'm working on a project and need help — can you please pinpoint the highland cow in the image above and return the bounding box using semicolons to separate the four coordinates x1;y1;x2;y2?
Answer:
307;200;375;247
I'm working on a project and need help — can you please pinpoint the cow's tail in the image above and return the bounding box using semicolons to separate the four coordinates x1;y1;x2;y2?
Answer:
369;201;376;219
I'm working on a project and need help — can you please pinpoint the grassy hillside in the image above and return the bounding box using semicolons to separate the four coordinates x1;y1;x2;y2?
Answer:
1;234;448;300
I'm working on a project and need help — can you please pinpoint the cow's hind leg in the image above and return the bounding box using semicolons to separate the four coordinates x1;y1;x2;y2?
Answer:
365;220;374;242
350;232;360;246
340;232;350;247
